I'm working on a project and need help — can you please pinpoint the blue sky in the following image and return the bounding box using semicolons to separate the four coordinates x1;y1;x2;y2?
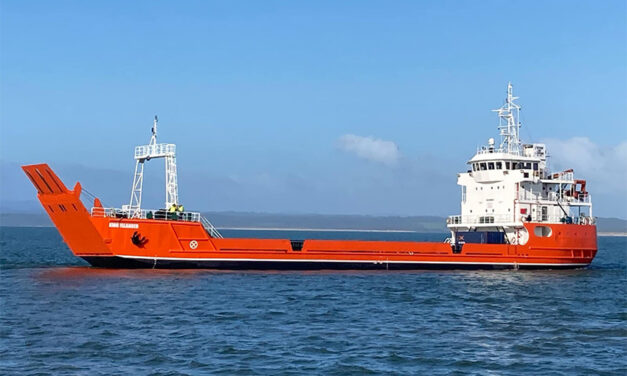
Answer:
1;1;626;218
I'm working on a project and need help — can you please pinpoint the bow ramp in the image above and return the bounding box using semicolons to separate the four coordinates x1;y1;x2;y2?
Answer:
22;164;112;256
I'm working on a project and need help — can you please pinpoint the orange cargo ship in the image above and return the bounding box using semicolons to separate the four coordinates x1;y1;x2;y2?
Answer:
22;84;597;269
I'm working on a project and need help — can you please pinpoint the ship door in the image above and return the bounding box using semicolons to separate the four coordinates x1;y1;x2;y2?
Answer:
541;206;548;222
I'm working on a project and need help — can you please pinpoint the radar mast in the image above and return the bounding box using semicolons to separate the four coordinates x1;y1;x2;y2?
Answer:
126;116;179;218
492;82;522;155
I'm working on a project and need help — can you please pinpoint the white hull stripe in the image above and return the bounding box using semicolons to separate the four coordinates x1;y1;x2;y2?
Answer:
115;254;589;267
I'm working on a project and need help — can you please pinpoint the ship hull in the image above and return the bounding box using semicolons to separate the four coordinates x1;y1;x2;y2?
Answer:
81;255;590;270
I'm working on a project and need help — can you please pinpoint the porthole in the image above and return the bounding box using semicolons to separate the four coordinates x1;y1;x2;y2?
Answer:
534;226;552;237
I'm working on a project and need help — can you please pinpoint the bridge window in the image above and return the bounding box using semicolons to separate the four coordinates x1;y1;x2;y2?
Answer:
533;163;538;171
505;162;511;169
480;163;487;170
496;162;502;169
488;162;495;170
512;162;518;169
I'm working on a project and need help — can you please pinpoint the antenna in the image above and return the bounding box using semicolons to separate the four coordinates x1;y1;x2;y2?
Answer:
150;115;158;146
492;82;522;155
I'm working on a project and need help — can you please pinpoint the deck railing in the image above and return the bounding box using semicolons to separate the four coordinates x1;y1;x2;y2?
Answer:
447;214;513;225
91;207;201;222
517;191;591;204
447;214;595;226
91;207;224;237
134;143;176;159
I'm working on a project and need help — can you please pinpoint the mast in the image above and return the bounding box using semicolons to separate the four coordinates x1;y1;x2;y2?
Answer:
126;116;179;218
492;82;522;155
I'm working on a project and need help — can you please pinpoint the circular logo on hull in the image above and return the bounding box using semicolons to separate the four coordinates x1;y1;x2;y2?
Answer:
189;240;198;249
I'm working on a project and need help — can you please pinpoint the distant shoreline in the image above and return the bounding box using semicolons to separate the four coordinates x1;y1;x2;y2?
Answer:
220;228;627;236
2;224;625;237
218;227;419;233
598;232;627;237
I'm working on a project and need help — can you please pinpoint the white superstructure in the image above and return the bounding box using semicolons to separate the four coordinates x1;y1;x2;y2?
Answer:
447;83;594;246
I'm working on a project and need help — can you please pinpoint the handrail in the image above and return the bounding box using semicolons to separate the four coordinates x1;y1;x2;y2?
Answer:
447;214;512;225
447;214;595;225
91;207;200;223
90;207;225;238
134;143;176;159
518;191;591;204
201;216;223;238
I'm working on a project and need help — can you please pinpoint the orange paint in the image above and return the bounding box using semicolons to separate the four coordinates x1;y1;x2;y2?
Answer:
22;164;597;269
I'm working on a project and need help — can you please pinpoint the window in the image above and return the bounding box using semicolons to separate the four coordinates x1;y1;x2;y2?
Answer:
533;163;538;171
534;226;552;237
541;206;548;221
488;162;495;170
479;216;495;224
496;162;502;169
480;163;487;170
512;162;518;169
505;162;510;169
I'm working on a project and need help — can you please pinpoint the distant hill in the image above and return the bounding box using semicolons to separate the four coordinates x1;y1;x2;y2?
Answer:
203;212;448;232
595;217;627;233
2;211;625;234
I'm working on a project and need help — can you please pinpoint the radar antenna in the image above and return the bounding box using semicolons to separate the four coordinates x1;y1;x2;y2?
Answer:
492;82;522;155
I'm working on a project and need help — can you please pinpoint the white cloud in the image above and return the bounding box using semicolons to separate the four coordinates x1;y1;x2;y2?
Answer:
543;137;627;194
338;134;400;165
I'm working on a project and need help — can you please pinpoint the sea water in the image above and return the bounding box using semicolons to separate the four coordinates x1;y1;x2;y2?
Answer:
1;227;625;375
